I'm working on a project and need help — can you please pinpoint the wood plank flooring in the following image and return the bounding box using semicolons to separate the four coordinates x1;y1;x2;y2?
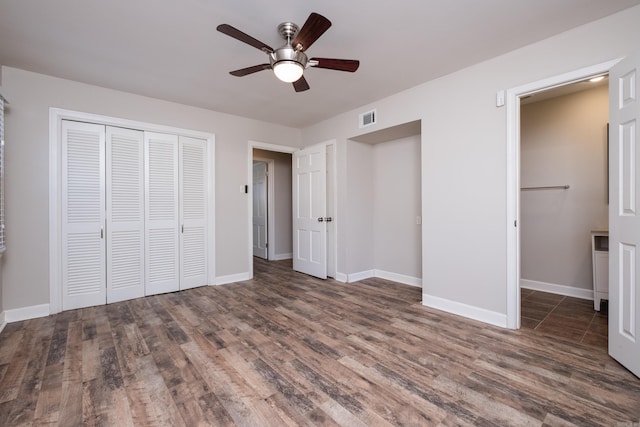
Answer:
1;258;639;426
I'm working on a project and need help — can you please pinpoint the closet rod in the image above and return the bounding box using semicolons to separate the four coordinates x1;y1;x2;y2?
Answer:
520;184;570;191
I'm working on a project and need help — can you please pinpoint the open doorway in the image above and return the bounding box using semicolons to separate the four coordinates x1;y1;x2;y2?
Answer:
518;77;609;347
247;141;337;280
505;59;620;331
252;149;293;263
247;142;296;279
252;152;293;262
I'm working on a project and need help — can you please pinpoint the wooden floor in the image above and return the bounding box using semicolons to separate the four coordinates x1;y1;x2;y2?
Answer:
1;259;639;426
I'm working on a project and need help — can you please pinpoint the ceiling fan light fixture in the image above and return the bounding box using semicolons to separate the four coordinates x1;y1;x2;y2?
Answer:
273;61;304;83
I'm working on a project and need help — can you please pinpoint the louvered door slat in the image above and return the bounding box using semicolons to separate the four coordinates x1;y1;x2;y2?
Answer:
145;131;179;295
106;126;145;303
179;136;208;289
62;121;106;310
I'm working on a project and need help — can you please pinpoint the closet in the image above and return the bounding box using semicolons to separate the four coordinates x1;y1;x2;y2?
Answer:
61;120;209;311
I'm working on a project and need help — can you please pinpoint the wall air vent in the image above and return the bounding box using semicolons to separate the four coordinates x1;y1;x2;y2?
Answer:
359;109;376;129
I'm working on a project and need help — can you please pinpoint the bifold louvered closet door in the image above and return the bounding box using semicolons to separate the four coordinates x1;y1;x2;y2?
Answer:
62;121;108;310
144;133;208;295
62;121;208;311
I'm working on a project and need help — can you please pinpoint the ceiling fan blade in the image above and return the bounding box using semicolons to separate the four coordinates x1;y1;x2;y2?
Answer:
216;24;274;53
309;58;360;72
229;64;272;77
292;76;310;92
292;13;331;51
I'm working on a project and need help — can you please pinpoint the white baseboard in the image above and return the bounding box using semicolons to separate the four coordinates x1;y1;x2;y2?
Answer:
345;269;422;288
422;293;508;328
215;272;252;286
333;272;348;283
0;311;6;334
272;253;293;261
374;270;422;288
3;303;50;323
520;279;593;300
347;270;375;283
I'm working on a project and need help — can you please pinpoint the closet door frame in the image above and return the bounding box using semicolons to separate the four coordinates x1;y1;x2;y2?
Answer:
49;108;216;314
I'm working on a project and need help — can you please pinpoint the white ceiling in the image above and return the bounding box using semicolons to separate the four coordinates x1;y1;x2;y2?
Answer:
1;0;638;128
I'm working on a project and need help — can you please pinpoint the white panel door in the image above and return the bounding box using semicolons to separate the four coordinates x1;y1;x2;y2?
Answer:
253;161;268;259
62;120;106;310
293;144;327;279
145;132;180;295
609;50;640;378
179;136;208;290
106;126;145;303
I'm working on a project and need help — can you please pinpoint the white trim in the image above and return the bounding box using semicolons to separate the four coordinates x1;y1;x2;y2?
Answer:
272;252;293;261
326;142;338;279
374;270;422;288
505;59;620;329
0;312;6;333
215;272;252;285
3;304;50;323
520;279;593;300
247;141;298;279
49;108;216;314
423;294;507;328
49;109;62;314
347;270;375;282
334;272;348;283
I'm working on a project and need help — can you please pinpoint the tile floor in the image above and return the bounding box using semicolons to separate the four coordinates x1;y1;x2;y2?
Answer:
521;288;608;349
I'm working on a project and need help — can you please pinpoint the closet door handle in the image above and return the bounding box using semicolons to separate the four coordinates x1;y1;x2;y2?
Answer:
101;227;104;239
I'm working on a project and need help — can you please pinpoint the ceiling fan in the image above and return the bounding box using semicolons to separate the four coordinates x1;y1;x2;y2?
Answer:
216;12;360;92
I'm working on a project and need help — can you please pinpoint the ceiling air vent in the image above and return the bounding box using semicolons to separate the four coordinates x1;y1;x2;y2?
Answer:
359;109;376;128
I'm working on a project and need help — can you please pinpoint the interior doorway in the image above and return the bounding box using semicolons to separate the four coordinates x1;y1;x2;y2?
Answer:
518;78;609;347
247;141;337;280
506;59;619;330
252;149;292;262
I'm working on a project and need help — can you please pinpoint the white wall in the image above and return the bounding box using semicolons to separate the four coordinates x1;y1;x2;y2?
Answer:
345;141;374;275
302;6;640;324
373;135;422;280
344;135;421;281
520;85;608;292
0;67;301;311
253;149;292;259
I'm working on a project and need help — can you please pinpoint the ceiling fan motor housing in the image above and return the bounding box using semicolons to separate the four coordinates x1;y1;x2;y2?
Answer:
271;22;308;69
270;46;308;69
